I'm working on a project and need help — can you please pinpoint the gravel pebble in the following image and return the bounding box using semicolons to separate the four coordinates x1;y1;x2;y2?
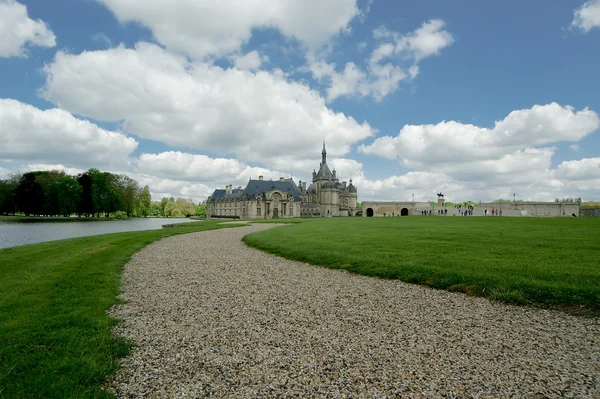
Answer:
106;224;600;398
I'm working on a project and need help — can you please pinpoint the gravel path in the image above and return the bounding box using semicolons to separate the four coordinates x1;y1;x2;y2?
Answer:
106;224;599;398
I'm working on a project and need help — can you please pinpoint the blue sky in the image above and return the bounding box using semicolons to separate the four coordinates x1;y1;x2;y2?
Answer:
1;0;599;202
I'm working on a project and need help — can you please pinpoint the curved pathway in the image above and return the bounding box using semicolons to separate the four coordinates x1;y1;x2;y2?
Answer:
107;224;599;398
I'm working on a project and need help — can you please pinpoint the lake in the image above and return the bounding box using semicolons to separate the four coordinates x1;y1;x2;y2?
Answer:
0;218;195;249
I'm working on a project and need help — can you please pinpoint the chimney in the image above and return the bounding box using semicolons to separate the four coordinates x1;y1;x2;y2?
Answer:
259;176;263;181
279;177;284;182
302;181;306;191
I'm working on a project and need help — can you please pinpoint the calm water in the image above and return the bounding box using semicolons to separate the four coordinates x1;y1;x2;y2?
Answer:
0;218;195;249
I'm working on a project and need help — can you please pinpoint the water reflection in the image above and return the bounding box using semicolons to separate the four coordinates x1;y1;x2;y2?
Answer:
0;218;195;249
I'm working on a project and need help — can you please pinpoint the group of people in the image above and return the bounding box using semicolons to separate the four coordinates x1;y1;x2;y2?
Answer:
455;204;475;216
483;208;499;216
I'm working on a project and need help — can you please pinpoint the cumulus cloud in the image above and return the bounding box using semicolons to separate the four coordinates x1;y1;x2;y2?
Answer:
0;166;11;178
572;0;600;32
40;42;374;168
24;163;86;176
230;50;267;71
553;157;600;180
0;99;138;168
353;103;600;202
308;20;454;102
359;103;600;168
136;152;288;184
96;0;359;59
0;0;56;57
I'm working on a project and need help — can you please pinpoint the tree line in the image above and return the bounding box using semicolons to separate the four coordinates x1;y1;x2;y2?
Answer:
0;169;206;218
0;169;150;217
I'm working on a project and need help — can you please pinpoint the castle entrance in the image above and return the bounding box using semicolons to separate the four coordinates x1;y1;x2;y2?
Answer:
366;208;374;217
272;207;279;218
401;208;409;216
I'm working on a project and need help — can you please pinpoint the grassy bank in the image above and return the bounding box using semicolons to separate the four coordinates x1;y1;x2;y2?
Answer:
243;217;600;314
0;221;238;398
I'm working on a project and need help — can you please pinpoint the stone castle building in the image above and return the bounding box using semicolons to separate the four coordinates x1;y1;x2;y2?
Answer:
206;142;358;219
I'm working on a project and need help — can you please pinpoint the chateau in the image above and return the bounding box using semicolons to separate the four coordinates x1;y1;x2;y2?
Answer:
206;142;358;219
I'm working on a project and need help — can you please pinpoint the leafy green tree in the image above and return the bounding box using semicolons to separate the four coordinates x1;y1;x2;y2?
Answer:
57;176;82;216
163;200;179;217
175;197;195;217
76;171;95;216
15;172;44;216
36;170;66;216
0;174;19;215
117;174;140;217
195;203;206;217
139;186;152;217
160;197;168;216
150;201;162;216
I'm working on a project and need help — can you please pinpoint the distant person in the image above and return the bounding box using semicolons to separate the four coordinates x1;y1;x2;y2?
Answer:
444;208;447;215
491;208;495;216
484;209;487;216
572;212;577;217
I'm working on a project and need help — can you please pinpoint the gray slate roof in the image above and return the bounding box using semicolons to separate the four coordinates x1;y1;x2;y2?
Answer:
208;179;302;202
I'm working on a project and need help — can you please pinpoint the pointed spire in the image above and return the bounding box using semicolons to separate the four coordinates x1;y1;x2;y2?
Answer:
321;140;327;164
322;140;326;154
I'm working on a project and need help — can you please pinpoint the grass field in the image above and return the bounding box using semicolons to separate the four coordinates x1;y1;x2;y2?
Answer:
2;216;598;397
0;221;238;399
243;217;600;314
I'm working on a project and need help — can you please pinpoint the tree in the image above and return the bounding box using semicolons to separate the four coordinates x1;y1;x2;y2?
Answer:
15;172;44;216
57;176;82;216
139;186;152;217
160;197;168;216
0;174;19;215
76;171;95;216
195;203;206;217
117;174;140;217
175;197;195;217
36;170;66;216
150;201;162;216
163;200;180;217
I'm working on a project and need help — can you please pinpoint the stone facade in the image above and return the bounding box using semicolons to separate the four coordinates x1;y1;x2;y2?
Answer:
362;201;581;217
206;142;358;219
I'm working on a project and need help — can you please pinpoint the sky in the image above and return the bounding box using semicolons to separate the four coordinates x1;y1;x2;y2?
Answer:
1;0;600;203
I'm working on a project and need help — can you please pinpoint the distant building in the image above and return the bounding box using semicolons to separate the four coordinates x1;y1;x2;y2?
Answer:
206;142;358;219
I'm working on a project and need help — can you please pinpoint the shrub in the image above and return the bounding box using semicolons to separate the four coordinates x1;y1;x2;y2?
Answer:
112;211;128;220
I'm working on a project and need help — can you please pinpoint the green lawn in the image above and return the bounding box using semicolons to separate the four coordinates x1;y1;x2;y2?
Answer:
243;217;600;314
0;221;238;399
2;217;598;397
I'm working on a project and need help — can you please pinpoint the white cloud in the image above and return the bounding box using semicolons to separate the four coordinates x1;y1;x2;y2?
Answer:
231;50;266;71
572;0;600;32
0;166;11;179
0;0;56;57
0;99;138;168
133;173;215;203
308;20;453;102
96;0;360;59
359;103;600;169
136;151;287;184
40;42;374;169
24;164;86;176
570;144;580;151
553;157;600;180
